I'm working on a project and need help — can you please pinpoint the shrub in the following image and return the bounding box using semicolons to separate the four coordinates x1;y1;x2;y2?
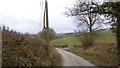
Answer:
80;32;96;48
2;26;60;66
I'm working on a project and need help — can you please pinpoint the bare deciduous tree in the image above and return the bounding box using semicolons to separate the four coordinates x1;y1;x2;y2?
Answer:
65;1;105;47
65;1;105;33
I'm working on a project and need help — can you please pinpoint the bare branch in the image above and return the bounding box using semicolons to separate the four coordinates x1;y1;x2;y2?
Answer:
64;1;108;32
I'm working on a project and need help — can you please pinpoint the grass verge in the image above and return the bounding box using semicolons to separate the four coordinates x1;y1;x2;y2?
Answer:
49;46;62;66
67;45;118;66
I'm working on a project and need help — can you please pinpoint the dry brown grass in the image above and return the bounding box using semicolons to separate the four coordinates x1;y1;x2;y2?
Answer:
68;44;118;66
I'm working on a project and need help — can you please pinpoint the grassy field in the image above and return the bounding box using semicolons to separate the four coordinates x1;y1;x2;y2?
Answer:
95;35;116;44
51;29;116;47
50;37;81;48
95;29;116;44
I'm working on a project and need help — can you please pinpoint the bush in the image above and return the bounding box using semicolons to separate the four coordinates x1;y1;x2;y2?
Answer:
80;33;96;48
2;26;60;66
39;28;56;41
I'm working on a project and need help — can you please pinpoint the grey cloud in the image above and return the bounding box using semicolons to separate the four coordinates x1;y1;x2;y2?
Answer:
0;15;40;34
49;15;76;33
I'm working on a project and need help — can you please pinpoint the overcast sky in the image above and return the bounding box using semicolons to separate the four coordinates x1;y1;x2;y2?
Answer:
0;0;77;34
0;0;116;34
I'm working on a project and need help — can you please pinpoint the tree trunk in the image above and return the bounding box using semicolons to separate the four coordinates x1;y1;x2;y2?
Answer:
89;13;93;46
116;14;120;66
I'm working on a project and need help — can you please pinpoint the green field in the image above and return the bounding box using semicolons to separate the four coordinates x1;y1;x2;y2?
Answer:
95;29;116;44
50;37;81;48
51;30;116;47
95;35;116;44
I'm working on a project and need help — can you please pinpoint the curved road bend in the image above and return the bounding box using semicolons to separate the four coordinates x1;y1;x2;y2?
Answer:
56;48;98;67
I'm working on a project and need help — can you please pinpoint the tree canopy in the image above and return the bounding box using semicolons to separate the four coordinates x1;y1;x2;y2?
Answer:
39;28;56;41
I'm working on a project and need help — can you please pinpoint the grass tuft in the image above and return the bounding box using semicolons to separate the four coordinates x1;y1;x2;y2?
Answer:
67;45;118;66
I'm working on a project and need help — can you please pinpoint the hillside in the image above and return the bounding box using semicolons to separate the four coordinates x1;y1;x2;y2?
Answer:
51;29;116;48
2;26;61;66
51;29;118;66
51;37;80;48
